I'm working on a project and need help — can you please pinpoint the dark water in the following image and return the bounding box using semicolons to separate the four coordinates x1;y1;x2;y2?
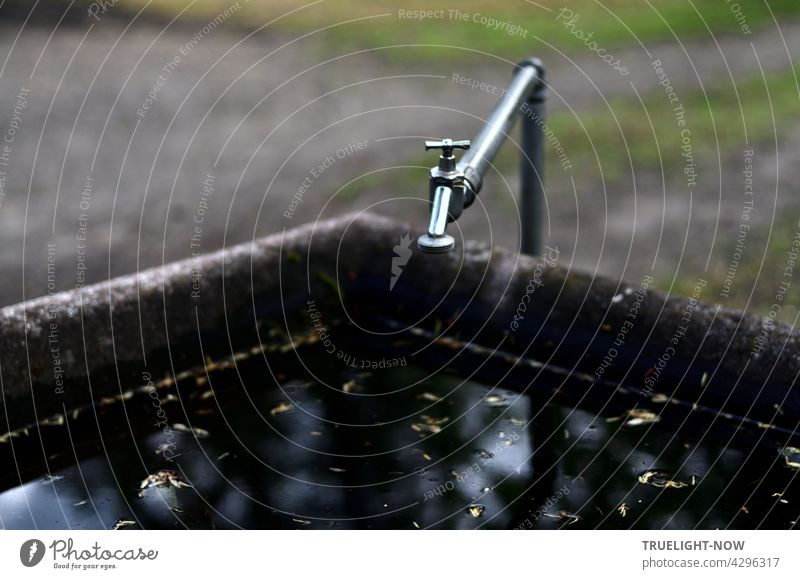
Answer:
0;331;797;529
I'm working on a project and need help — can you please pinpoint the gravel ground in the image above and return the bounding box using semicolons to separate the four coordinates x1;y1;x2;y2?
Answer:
1;12;798;309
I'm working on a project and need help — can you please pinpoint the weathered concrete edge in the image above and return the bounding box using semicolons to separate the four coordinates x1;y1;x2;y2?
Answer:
1;211;798;428
0;215;333;403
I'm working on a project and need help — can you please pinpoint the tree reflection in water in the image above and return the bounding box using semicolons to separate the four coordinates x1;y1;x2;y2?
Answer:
0;338;796;529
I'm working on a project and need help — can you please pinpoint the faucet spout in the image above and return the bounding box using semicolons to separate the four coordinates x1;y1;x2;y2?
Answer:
417;185;455;253
417;58;547;256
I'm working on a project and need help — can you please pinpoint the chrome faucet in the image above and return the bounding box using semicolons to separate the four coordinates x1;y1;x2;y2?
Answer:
418;58;547;256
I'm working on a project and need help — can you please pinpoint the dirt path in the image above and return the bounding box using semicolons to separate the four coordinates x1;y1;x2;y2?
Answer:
0;15;797;307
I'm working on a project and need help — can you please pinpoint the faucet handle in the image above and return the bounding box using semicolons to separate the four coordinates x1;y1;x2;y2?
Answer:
425;138;470;157
426;138;470;173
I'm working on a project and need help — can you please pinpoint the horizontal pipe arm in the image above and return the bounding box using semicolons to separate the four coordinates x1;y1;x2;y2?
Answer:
457;60;544;195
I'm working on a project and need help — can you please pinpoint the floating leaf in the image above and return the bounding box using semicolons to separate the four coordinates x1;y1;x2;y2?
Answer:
638;470;688;489
780;446;800;470
112;519;137;530
542;510;581;524
484;394;508;407
466;504;485;518
138;470;191;496
411;415;449;435
40;414;65;426
173;423;210;438
608;408;660;427
418;392;441;402
270;402;294;416
342;380;359;394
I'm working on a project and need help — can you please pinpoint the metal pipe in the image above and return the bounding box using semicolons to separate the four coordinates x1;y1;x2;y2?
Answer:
520;80;546;255
456;60;543;196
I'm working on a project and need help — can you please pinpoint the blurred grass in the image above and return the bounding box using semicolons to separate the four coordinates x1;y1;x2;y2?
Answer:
87;0;800;313
661;211;800;323
712;214;800;322
541;64;800;178
92;0;800;62
96;0;800;188
388;64;800;186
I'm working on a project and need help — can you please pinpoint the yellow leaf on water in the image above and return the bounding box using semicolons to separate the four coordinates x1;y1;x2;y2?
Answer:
270;402;294;416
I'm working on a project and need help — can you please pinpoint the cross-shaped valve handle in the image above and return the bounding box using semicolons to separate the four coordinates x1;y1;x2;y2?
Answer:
425;138;470;157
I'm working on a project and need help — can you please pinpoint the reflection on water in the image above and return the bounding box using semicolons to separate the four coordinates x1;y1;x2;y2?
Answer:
0;334;797;529
522;406;797;529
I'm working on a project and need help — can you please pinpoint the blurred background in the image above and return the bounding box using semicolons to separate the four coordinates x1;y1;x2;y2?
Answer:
1;0;798;321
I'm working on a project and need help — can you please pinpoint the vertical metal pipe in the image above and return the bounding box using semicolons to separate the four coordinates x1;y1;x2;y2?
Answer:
520;83;546;256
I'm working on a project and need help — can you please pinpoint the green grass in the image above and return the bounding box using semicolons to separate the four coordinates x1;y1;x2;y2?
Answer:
335;63;800;204
709;214;800;322
86;0;800;62
441;64;800;188
535;64;800;179
332;65;800;198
